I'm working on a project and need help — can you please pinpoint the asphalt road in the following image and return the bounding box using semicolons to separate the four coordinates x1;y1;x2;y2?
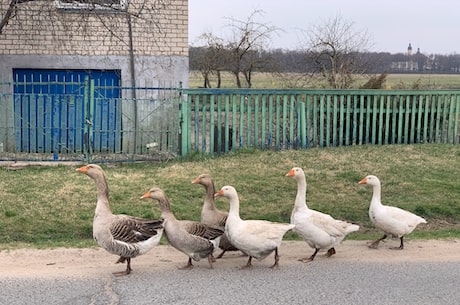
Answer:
1;260;458;305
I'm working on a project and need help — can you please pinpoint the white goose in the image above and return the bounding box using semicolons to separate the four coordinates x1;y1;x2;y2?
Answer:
76;164;164;276
214;185;295;269
141;187;223;269
286;167;359;262
359;175;427;249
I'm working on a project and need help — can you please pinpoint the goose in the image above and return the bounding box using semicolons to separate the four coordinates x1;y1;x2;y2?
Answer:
214;185;295;269
286;167;359;262
76;164;164;276
192;174;239;259
358;175;427;249
140;187;223;269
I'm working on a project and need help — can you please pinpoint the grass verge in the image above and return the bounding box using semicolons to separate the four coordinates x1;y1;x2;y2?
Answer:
0;144;459;249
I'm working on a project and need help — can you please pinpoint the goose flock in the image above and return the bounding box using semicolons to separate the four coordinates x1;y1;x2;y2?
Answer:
76;164;427;276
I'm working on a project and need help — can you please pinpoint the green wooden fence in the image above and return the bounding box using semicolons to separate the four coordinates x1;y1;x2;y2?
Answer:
2;85;460;162
180;89;460;156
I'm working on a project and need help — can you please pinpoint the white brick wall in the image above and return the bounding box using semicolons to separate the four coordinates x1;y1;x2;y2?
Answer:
0;0;188;57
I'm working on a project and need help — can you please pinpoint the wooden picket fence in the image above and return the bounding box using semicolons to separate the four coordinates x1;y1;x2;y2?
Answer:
180;89;460;156
2;85;460;161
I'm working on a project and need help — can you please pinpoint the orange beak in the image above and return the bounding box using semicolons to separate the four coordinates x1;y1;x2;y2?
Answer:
214;189;224;198
286;169;295;177
140;191;151;199
191;177;200;184
358;177;367;184
76;165;89;173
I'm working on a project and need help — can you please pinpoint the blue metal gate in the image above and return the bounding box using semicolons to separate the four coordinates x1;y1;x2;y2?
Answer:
13;69;121;157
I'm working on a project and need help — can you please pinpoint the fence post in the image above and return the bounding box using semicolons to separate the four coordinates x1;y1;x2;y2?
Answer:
180;97;190;157
83;77;94;163
454;95;460;144
298;101;306;148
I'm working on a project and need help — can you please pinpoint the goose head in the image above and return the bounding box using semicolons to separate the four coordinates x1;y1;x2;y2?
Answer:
214;185;238;200
140;187;167;201
140;187;173;213
286;167;305;180
358;175;381;187
76;164;106;180
192;174;216;193
191;173;212;185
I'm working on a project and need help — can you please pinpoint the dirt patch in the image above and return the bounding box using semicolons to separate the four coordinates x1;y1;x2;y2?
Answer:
1;239;459;278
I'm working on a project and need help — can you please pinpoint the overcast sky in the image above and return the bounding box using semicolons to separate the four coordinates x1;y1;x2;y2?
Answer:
189;0;459;55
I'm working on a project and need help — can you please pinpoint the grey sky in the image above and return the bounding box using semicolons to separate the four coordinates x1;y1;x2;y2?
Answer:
189;0;459;55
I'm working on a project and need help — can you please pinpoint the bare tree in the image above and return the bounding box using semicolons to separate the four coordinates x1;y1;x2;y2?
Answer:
225;10;279;88
191;33;226;88
302;14;372;89
191;10;280;88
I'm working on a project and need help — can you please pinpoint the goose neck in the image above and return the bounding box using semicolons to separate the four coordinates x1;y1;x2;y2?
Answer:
203;182;217;210
227;196;241;220
157;197;173;213
295;177;308;208
370;184;382;206
93;174;112;216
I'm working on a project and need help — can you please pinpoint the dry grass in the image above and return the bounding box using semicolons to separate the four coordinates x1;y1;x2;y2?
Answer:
188;71;460;89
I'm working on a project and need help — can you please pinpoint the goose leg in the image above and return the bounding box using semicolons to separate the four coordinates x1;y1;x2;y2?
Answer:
368;234;387;249
125;258;132;274
241;256;253;269
299;248;319;263
269;248;280;269
115;256;126;264
391;237;404;250
325;247;336;257
207;254;214;269
215;250;227;259
178;257;194;270
209;254;217;262
113;257;131;276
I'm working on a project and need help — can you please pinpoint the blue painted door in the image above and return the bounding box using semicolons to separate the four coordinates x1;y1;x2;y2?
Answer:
13;69;121;156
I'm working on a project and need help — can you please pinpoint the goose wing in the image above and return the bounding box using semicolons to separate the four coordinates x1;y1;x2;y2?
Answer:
308;210;355;237
378;205;426;235
181;220;224;239
241;220;294;239
111;215;163;243
213;210;228;227
384;205;425;223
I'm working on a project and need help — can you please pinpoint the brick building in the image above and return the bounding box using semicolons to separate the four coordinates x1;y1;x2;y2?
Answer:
0;0;188;158
0;0;189;87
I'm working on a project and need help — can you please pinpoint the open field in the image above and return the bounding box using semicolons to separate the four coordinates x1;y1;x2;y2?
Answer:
0;144;459;249
189;71;460;89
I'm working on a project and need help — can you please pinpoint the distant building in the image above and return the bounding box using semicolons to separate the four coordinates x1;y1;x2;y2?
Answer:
390;43;429;72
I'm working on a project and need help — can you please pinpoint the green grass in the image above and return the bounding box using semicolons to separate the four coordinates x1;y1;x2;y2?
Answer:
0;144;459;249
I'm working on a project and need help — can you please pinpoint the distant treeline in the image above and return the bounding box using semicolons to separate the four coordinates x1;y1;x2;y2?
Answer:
190;47;460;74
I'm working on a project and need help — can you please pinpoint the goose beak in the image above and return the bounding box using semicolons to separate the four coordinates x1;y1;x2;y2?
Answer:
286;169;295;177
358;177;367;184
214;189;224;198
76;165;89;173
191;177;200;184
140;191;151;199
